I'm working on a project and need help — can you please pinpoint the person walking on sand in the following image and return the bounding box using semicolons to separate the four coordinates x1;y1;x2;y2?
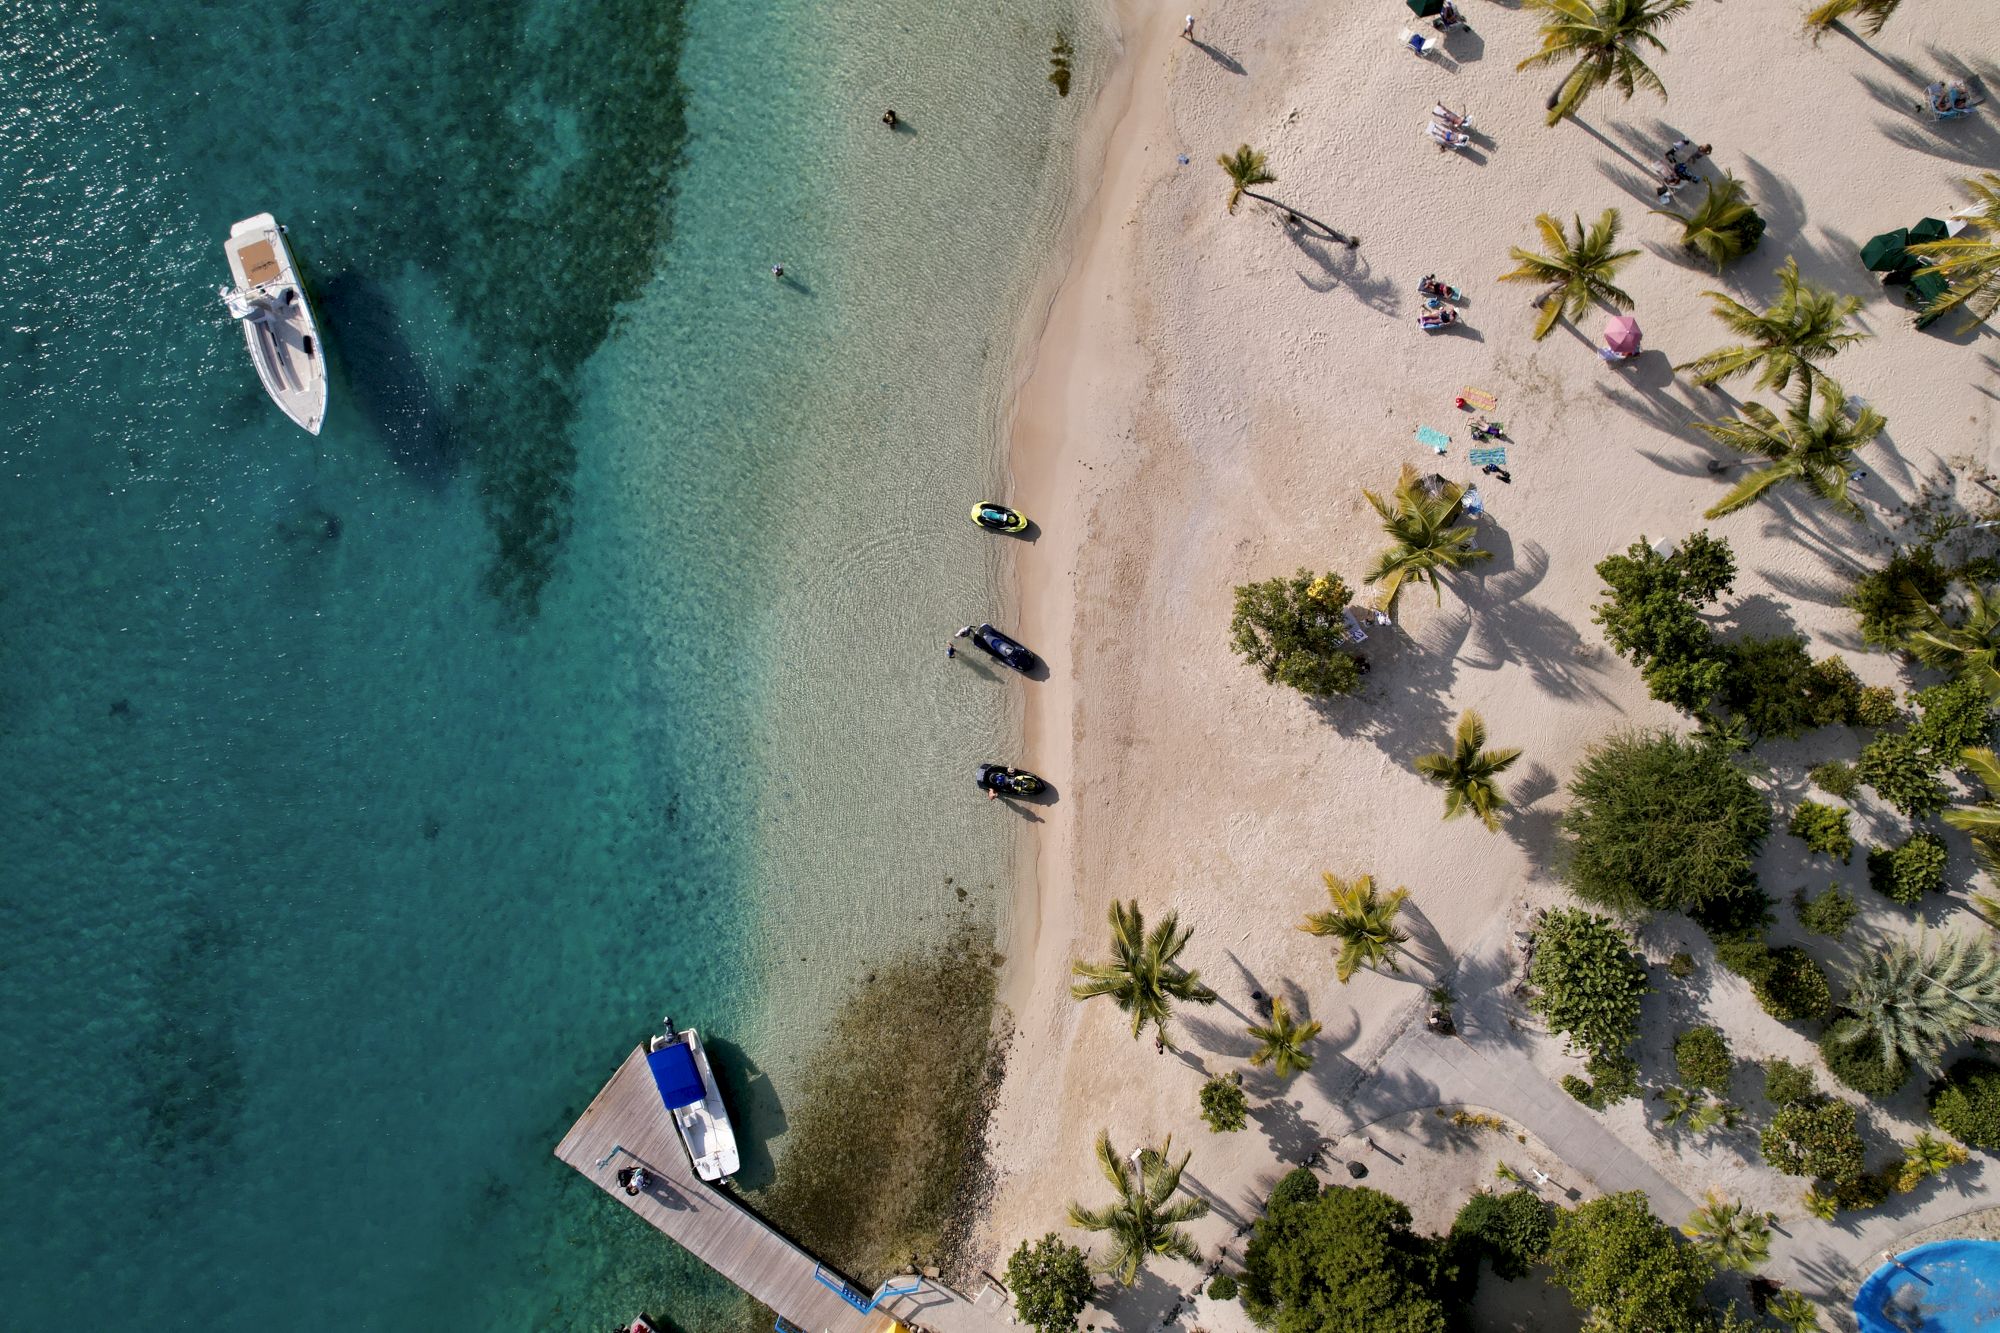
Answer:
1182;14;1194;40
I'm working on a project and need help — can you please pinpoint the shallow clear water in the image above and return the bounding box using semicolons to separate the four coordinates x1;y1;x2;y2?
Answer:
0;1;1091;1328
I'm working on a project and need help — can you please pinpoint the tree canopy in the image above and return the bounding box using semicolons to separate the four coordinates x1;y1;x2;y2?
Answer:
1591;532;1736;710
1229;569;1364;698
1005;1234;1095;1333
1561;730;1770;915
1240;1171;1452;1333
1527;908;1650;1057
1545;1191;1716;1333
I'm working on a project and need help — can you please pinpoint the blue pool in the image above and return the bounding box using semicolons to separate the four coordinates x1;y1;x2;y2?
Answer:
1856;1240;2000;1333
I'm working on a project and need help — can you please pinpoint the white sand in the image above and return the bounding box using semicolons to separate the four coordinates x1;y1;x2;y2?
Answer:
982;0;1995;1322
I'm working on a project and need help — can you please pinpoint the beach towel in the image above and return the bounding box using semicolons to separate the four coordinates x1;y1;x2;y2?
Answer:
1415;425;1451;454
1341;609;1369;645
1458;387;1498;410
1468;446;1507;466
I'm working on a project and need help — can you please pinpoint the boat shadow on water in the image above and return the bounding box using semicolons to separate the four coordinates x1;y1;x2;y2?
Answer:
317;268;463;488
705;1034;783;1192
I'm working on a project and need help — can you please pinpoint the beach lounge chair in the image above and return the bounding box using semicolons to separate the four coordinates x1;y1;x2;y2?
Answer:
1342;609;1370;645
1462;486;1484;518
1398;29;1437;57
1427;122;1470;150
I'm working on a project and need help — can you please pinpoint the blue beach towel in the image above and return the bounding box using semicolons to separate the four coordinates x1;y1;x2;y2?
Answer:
1415;426;1451;454
1469;446;1507;467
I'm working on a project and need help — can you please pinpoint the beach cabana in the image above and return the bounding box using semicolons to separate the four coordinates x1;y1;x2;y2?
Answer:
1861;229;1912;272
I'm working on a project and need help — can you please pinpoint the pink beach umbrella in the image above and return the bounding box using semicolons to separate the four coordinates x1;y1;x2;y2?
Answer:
1603;315;1643;356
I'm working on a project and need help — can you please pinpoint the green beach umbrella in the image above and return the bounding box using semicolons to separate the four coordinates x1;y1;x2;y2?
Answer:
1406;0;1444;15
1908;217;1950;245
1910;269;1949;304
1861;229;1912;271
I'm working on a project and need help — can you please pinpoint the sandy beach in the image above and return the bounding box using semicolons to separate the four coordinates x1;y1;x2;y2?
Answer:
981;0;1995;1320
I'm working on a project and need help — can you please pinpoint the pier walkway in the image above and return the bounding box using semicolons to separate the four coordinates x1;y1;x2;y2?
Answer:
554;1046;1014;1333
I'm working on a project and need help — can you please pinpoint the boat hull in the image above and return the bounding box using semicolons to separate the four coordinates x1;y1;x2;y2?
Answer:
222;213;327;435
652;1028;741;1182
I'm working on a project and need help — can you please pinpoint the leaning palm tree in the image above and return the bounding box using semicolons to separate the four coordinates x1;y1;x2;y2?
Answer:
1517;0;1692;126
1804;0;1902;41
1904;584;2000;700
1413;711;1522;831
1767;1289;1822;1333
1944;747;2000;871
1653;172;1766;271
1362;464;1492;613
1071;900;1217;1047
1246;996;1322;1081
1831;931;2000;1073
1216;144;1358;245
1067;1130;1209;1285
1908;172;2000;331
1895;1129;1968;1192
1217;144;1278;215
1675;257;1869;391
1681;1191;1772;1272
1694;378;1883;521
1498;209;1638;339
1299;872;1409;983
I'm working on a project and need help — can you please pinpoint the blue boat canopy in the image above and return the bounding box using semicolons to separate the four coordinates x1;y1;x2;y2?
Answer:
647;1043;705;1110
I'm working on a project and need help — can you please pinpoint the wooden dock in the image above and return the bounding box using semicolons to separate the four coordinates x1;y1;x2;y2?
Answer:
554;1046;1014;1333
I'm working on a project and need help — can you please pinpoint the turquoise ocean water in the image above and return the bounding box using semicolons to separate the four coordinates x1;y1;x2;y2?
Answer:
0;1;1091;1328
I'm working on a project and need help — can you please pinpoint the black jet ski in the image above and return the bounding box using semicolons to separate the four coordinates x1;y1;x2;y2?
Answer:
977;763;1046;797
956;622;1039;673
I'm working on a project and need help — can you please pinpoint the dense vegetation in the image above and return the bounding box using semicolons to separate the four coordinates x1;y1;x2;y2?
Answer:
1526;909;1649;1057
1005;1234;1095;1333
1239;1170;1452;1333
1930;1058;2000;1150
1229;569;1364;697
1545;1192;1715;1333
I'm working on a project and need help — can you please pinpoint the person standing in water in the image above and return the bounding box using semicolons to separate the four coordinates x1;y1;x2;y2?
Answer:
771;263;785;280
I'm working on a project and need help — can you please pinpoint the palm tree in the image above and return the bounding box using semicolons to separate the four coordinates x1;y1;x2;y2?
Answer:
1217;144;1277;215
1943;747;2000;870
1694;378;1883;521
1904;584;2000;699
1517;0;1692;126
1653;172;1766;270
1066;1130;1209;1284
1362;464;1493;613
1246;996;1322;1080
1216;145;1358;246
1894;1129;1968;1191
1675;257;1869;391
1831;931;2000;1073
1680;1191;1772;1271
1767;1289;1822;1333
1909;172;2000;331
1070;900;1217;1047
1498;210;1638;339
1413;711;1522;831
1299;872;1409;983
1804;0;1902;41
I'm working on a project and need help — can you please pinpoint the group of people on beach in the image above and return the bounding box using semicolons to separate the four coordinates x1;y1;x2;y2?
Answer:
1651;137;1712;205
1925;80;1976;116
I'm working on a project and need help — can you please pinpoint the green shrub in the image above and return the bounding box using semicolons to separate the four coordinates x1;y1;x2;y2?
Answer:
1199;1072;1248;1133
1929;1058;2000;1150
1449;1189;1553;1281
1239;1178;1451;1333
1820;1026;1911;1098
1764;1059;1818;1107
1788;801;1853;862
1910;678;1998;759
1562;1074;1595;1104
1228;569;1363;697
1562;731;1770;914
1006;1234;1096;1333
1674;1027;1734;1093
1583;1050;1642;1108
1527;909;1650;1057
1854;686;1900;728
1831;1167;1896;1212
1867;832;1948;906
1267;1165;1322;1211
1546;1192;1714;1333
1806;657;1867;728
1752;947;1832;1022
1720;636;1816;738
1592;534;1736;712
1850;546;1949;648
1858;731;1951;817
1809;760;1860;798
1796;884;1859;938
1667;951;1697;978
1711;930;1775;984
1761;1098;1866;1183
1207;1274;1239;1302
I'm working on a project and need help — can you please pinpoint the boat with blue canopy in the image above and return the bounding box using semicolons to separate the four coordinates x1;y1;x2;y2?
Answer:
647;1019;741;1182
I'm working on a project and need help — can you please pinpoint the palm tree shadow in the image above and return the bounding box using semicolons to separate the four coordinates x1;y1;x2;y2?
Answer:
1314;609;1463;766
1286;220;1397;314
1460;539;1617;703
1397;899;1455;981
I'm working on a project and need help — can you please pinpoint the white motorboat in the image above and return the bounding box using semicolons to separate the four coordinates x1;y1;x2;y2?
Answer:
646;1019;741;1182
219;213;327;435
